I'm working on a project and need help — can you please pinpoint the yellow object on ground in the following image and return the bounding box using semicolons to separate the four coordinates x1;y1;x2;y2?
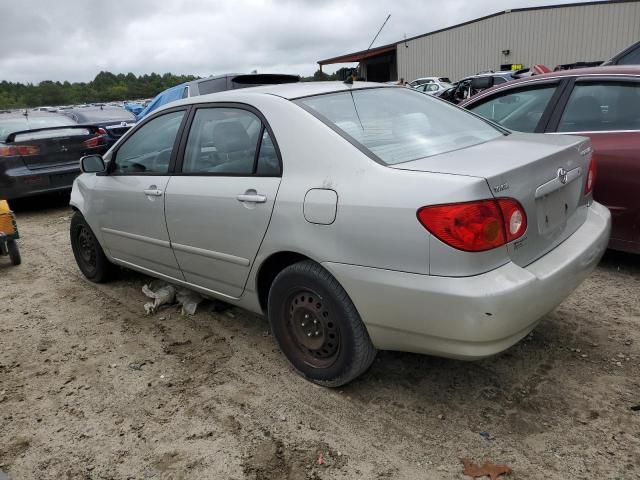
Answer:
0;200;16;235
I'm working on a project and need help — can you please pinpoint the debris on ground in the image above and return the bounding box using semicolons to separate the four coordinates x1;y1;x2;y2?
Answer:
317;451;325;465
631;405;640;412
175;288;202;315
479;432;496;441
142;280;203;315
462;458;512;480
142;281;176;314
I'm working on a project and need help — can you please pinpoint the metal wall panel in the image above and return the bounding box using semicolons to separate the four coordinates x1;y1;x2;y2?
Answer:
397;1;640;82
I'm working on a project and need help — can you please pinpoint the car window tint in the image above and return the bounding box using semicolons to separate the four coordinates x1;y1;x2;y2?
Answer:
616;45;640;65
468;85;556;132
197;77;228;95
256;130;280;175
300;88;503;165
113;110;185;174
493;77;507;85
182;108;261;175
558;82;640;132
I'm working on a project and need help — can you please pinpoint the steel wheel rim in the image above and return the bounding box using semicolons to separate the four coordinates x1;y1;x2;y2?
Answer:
77;225;97;270
285;289;340;368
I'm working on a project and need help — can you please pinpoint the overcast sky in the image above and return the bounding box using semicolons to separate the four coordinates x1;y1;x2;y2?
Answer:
1;0;593;84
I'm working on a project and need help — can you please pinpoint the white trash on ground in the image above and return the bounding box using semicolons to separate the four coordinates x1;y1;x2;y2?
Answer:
142;280;203;315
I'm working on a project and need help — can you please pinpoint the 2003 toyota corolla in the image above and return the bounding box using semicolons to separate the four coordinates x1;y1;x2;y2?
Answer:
69;82;611;386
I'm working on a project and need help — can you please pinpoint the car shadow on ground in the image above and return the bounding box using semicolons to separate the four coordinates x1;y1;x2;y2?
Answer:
9;192;71;213
598;248;640;275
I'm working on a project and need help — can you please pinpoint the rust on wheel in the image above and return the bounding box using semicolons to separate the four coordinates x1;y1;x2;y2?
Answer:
285;289;340;368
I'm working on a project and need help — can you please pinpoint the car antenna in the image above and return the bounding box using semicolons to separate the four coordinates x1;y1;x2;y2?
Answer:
345;13;390;84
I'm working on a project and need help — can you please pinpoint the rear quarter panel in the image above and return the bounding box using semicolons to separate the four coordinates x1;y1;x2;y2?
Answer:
238;94;506;299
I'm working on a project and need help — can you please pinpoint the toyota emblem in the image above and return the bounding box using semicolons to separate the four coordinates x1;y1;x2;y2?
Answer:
557;167;568;184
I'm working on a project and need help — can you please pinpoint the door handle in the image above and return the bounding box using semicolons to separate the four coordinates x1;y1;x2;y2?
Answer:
143;189;163;197
237;193;267;203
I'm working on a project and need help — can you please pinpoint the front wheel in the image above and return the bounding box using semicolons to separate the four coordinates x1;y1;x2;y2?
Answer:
7;240;21;266
70;212;115;283
268;260;377;387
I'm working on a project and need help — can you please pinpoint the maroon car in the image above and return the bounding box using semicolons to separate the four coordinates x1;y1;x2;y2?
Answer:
461;66;640;254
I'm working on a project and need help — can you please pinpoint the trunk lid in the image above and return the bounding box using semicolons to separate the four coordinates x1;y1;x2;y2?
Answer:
391;132;593;266
6;125;105;170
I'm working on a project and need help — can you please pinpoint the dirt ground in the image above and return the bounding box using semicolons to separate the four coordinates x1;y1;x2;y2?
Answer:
1;194;639;480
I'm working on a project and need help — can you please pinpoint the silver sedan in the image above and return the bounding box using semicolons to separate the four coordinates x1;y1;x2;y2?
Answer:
70;82;611;387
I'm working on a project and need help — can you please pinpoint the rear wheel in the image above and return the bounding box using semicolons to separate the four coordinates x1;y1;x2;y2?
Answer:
7;240;21;266
268;260;376;387
70;212;115;282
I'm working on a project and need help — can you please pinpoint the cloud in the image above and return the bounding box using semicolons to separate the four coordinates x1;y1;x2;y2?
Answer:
1;0;591;83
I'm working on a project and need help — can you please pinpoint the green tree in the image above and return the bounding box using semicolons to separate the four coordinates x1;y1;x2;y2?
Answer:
0;71;200;108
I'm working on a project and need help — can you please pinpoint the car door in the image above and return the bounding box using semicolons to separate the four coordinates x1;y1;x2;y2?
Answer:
464;79;565;133
547;76;640;252
92;108;188;279
164;105;282;298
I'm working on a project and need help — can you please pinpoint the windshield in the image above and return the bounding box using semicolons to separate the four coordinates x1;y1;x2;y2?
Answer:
0;115;74;142
298;87;503;165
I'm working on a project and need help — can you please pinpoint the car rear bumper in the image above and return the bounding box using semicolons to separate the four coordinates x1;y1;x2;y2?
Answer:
0;163;80;200
323;201;611;359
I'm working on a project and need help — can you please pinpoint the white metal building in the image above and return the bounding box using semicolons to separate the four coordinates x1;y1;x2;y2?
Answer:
318;0;640;82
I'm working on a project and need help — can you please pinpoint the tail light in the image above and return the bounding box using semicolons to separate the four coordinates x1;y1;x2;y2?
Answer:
0;145;40;157
83;134;106;149
585;155;596;195
417;198;527;252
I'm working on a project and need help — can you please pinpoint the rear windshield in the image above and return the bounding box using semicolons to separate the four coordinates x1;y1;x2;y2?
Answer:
298;87;503;165
0;115;75;142
72;108;136;123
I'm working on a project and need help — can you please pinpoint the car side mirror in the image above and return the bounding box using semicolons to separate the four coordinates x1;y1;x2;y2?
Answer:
80;154;106;173
471;76;495;90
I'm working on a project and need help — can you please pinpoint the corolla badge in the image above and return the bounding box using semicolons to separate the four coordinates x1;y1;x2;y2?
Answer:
557;167;568;184
60;145;68;153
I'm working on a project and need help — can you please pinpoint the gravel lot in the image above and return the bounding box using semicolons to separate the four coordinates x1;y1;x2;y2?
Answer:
1;195;639;480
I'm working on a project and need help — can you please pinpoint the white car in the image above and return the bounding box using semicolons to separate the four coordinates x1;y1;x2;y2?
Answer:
413;81;453;95
408;76;452;87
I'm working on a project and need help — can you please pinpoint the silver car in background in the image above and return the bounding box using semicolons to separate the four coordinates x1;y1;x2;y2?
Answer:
70;82;611;387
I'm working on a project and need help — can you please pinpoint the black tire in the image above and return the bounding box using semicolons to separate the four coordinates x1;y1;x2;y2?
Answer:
267;260;377;387
7;240;21;266
70;211;115;283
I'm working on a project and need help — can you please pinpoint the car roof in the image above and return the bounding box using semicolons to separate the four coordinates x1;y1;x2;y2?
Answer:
0;111;70;120
461;65;640;106
184;81;393;103
517;65;640;81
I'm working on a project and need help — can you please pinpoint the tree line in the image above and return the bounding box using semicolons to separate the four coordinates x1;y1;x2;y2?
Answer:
0;71;198;109
0;69;346;109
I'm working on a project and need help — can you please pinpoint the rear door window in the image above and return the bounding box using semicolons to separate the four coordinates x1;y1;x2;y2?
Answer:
557;81;640;132
255;130;280;175
182;108;262;175
467;85;557;132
